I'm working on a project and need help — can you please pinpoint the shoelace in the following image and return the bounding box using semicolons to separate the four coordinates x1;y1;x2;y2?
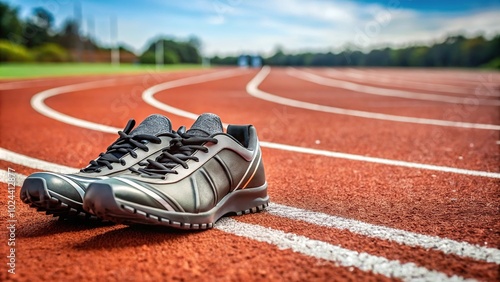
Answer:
130;131;218;179
81;119;163;173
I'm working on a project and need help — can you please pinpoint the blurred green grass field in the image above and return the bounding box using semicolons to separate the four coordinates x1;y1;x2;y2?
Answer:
0;63;203;79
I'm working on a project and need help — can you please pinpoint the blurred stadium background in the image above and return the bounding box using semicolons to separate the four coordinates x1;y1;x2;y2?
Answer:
1;0;499;76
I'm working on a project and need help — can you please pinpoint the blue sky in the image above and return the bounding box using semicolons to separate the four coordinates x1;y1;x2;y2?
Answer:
5;0;500;56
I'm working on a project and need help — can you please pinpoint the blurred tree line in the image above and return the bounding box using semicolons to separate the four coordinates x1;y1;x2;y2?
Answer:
139;37;201;65
212;35;500;68
0;1;201;64
1;2;104;62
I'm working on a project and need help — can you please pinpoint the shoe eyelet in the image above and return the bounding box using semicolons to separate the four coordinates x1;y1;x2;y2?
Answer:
121;160;126;166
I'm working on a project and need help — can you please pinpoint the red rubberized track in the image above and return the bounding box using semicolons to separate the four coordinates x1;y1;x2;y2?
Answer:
0;67;499;281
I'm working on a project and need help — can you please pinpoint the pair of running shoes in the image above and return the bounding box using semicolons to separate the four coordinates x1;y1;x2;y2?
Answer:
20;113;268;230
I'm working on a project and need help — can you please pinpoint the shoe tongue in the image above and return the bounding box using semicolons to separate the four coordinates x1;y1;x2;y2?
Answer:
82;114;172;173
186;113;223;137
130;114;172;136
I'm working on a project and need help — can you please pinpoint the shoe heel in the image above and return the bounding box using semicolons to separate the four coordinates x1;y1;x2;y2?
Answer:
222;182;269;217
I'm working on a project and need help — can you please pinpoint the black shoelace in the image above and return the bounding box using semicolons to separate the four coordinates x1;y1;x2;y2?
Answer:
130;131;218;179
81;119;163;173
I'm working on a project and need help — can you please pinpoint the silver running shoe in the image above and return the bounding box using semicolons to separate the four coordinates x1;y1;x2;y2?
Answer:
20;114;176;219
83;113;268;229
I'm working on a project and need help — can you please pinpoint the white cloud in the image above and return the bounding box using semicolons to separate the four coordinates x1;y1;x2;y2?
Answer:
346;9;500;50
264;0;360;24
436;10;500;37
207;16;226;25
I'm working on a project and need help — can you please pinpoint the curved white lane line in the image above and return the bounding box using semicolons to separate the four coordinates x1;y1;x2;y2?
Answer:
142;69;245;121
0;147;75;174
362;68;500;84
290;68;500;105
31;78;123;134
249;67;500;131
30;70;244;133
0;78;57;90
322;68;473;95
327;68;500;95
30;69;244;134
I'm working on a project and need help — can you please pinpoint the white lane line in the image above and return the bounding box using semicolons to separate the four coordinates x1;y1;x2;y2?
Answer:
142;69;246;121
267;203;500;264
2;152;499;266
323;69;473;95
0;78;58;90
216;218;474;282
260;142;500;179
360;68;500;85
290;68;499;106
31;78;123;134
0;169;27;186
326;68;500;95
31;69;245;134
0;147;76;174
0;72;166;91
141;71;500;178
249;67;500;130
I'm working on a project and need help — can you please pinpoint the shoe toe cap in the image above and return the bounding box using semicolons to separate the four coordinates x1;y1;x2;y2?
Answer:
85;178;170;210
21;172;85;203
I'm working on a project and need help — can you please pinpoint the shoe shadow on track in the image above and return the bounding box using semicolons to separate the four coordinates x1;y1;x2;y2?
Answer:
73;225;199;250
17;217;115;238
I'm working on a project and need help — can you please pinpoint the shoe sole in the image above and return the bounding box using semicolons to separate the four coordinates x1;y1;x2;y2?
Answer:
20;178;98;220
84;183;269;230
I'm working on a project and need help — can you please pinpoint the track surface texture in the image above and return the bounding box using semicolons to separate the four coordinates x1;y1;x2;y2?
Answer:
1;67;499;282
